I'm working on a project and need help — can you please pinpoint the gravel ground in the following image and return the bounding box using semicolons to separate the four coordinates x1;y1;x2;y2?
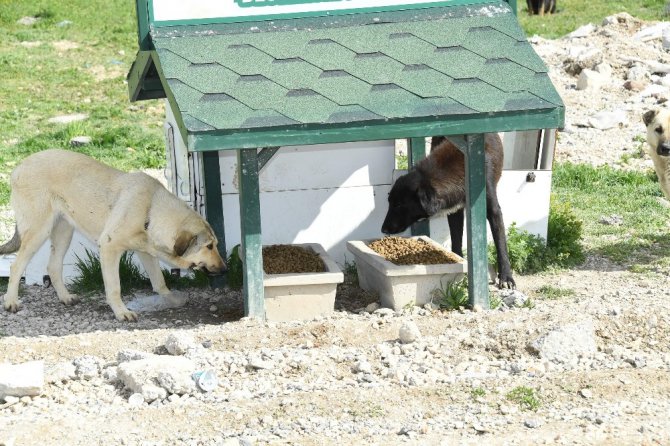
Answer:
2;13;670;446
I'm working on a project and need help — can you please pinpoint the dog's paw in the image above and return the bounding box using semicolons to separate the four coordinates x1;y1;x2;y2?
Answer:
498;275;516;290
59;293;80;306
114;309;139;322
3;295;20;312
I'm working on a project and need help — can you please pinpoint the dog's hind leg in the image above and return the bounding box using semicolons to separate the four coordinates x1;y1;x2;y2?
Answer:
485;179;515;289
99;244;137;321
447;209;465;257
3;218;53;312
47;218;78;306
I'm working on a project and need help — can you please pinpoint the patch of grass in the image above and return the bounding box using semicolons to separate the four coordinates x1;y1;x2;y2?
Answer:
620;135;648;166
506;386;541;412
0;276;7;293
70;249;148;296
348;403;386;419
70;249;209;295
536;284;574;300
517;0;667;39
433;276;468;310
0;0;165;207
552;162;670;266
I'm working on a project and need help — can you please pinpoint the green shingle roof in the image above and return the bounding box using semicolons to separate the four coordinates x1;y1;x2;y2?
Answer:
130;1;564;150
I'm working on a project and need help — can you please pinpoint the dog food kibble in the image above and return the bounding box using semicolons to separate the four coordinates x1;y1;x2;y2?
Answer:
368;236;461;265
263;245;326;274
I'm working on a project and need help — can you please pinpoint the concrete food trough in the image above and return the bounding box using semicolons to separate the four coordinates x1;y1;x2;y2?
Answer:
346;236;466;311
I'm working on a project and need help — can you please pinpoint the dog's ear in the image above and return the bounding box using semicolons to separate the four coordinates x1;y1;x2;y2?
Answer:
417;179;441;216
643;109;659;126
174;231;197;257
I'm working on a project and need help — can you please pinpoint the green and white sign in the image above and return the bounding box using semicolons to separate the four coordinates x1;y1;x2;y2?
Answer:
151;0;457;23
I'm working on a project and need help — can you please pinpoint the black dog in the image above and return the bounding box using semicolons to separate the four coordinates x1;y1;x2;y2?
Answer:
381;134;515;289
527;0;556;15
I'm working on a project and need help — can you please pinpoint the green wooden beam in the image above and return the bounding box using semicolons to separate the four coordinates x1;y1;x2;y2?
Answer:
203;151;227;289
237;149;265;319
463;134;489;309
188;108;564;151
408;137;429;237
258;147;280;171
134;0;153;51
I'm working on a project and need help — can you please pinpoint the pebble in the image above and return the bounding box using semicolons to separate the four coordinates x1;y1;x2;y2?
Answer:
398;321;421;344
524;418;542;429
128;393;145;407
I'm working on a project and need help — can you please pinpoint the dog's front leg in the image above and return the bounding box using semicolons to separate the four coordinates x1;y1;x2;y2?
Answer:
485;182;515;289
136;252;186;307
99;244;138;321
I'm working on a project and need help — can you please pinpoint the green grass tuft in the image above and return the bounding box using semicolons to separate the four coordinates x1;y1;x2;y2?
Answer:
506;386;541;411
536;284;574;300
433;276;469;310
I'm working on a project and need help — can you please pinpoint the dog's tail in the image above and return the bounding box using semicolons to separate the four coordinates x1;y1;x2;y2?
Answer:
0;226;21;254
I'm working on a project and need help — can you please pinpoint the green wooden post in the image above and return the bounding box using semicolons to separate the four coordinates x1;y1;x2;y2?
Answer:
237;149;265;319
464;134;489;309
408;137;429;237
203;151;227;288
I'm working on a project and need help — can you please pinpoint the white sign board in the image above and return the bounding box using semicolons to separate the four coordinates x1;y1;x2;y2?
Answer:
152;0;454;22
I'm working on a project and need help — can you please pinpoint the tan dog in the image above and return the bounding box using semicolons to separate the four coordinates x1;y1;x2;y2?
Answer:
0;149;226;321
643;108;670;201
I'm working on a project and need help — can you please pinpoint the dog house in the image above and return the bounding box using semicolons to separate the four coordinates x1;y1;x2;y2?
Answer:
124;0;563;315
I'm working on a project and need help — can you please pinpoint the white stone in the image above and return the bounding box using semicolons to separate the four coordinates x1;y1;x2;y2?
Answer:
627;66;650;82
634;22;670;42
365;302;381;313
248;356;274;370
568;23;596;39
16;16;38;26
73;355;102;380
595;63;613;78
47;113;89;124
45;362;76;384
586;110;627;130
577;69;606;91
640;84;669;98
157;370;196;395
69;136;92;147
528;319;597;365
117;356;195;402
128;393;145;407
0;361;44;399
498;289;528;308
398;321;422;344
165;333;197;356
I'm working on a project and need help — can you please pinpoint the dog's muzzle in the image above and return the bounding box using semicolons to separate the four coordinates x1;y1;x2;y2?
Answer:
658;143;670;156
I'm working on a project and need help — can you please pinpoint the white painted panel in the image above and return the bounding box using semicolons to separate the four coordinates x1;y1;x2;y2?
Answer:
429;170;552;250
223;184;392;264
219;141;396;194
24;232;98;286
152;0;460;22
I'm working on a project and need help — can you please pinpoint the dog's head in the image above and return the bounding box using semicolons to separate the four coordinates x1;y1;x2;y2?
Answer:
643;108;670;157
172;224;227;275
381;170;439;234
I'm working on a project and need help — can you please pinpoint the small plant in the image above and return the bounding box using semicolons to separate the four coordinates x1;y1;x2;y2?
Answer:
471;387;486;399
433;276;468;310
489;291;502;310
226;245;243;290
546;196;584;268
0;277;7;294
342;258;359;286
506;386;541;411
522;297;535;309
488;198;584;275
536;284;573;300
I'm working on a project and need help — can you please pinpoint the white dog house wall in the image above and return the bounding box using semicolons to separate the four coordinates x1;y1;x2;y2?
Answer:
127;0;564;317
